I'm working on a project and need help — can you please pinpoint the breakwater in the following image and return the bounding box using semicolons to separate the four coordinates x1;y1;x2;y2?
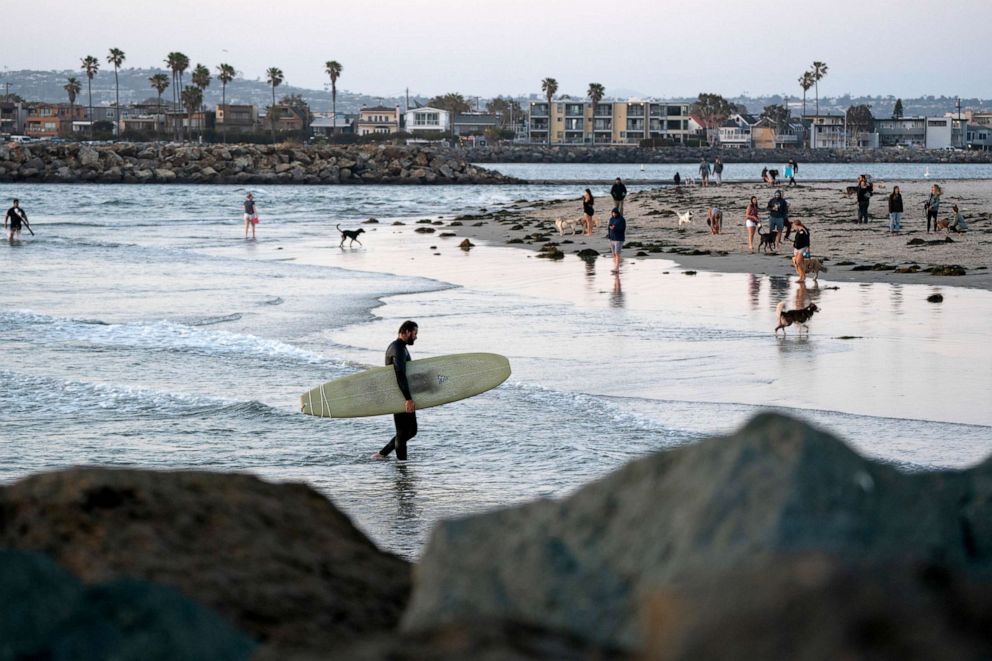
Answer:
0;142;520;185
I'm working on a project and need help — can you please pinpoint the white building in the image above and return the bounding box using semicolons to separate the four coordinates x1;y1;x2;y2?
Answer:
404;106;450;134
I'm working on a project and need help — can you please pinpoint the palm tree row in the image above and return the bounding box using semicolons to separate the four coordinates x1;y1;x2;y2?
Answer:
65;56;344;143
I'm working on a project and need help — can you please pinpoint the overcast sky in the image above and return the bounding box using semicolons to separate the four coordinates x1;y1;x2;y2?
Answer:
6;0;991;99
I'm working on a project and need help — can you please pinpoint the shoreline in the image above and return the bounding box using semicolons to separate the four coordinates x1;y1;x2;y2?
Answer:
440;179;992;291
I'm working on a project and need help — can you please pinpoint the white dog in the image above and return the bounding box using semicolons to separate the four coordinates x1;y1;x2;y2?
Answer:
677;210;693;228
554;216;580;236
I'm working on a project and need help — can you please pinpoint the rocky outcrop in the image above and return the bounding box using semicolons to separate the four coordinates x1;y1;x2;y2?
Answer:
402;413;992;650
0;549;256;659
0;142;520;185
463;143;992;165
0;468;412;650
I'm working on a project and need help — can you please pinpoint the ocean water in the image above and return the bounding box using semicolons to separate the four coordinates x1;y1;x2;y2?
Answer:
484;161;992;182
2;181;990;559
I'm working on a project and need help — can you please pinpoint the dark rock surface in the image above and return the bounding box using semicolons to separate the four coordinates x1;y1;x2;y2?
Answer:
0;468;411;650
642;554;992;661
403;413;992;650
0;549;255;660
0;142;519;185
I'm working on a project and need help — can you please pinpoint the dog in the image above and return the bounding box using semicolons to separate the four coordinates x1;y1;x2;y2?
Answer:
554;216;580;236
801;257;828;281
757;228;777;253
775;302;819;335
337;224;365;247
677;210;692;228
934;218;951;232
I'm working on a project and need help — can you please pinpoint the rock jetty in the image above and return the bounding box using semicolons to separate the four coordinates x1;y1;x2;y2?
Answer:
2;414;990;659
0;142;520;185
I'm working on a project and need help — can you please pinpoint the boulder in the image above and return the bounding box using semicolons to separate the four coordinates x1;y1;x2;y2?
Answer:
153;168;176;181
0;468;412;651
0;549;256;659
79;146;100;167
403;413;992;650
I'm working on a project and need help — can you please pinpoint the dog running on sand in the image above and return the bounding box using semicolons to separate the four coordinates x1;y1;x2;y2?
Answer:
337;224;365;247
775;302;819;335
677;210;692;228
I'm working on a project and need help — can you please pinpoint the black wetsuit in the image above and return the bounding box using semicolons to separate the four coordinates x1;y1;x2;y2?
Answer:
378;338;417;460
5;206;26;232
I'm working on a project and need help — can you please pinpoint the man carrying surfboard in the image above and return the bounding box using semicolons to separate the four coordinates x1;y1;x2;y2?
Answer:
372;320;419;461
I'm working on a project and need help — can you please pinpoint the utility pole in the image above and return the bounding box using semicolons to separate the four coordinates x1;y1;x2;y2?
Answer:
957;96;962;147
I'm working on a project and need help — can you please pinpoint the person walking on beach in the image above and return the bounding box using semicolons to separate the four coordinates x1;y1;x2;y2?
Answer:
607;207;626;274
673;172;681;192
925;184;942;233
699;158;711;188
766;190;789;250
713;157;724;185
4;199;31;245
610;177;628;215
792;219;811;282
855;175;873;224
372;320;420;461
888;186;904;232
745;195;760;252
707;207;723;235
581;188;595;236
787;159;799;186
243;192;258;240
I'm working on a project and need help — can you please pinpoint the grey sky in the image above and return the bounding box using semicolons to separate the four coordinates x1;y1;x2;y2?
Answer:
7;0;991;99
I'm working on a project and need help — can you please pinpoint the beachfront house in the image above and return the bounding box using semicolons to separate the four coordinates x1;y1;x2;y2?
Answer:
874;117;927;148
751;117;805;149
405;106;450;135
216;104;259;135
527;99;690;145
23;102;88;138
965;124;992;151
357;106;401;136
310;112;353;138
804;114;846;149
717;113;757;148
453;112;499;136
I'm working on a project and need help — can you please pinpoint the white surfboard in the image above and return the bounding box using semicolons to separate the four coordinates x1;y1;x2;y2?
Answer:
300;353;511;418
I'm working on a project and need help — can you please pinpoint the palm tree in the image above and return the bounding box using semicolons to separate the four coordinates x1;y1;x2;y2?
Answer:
164;52;190;140
191;63;210;92
265;67;284;144
324;60;343;136
106;48;125;140
149;73;169;139
63;77;81;139
541;77;558;145
798;71;814;118
216;63;235;143
811;61;829;116
81;55;100;139
181;86;204;142
587;82;605;142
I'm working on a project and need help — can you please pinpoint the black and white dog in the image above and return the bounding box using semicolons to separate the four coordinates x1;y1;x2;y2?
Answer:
775;302;819;335
337;224;365;247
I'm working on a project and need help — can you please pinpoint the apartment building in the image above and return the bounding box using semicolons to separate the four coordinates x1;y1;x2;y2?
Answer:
23;103;87;138
804;114;847;149
528;100;690;145
356;106;400;136
216;104;259;134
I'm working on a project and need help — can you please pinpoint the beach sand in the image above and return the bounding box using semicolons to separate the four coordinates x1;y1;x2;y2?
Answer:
444;180;992;290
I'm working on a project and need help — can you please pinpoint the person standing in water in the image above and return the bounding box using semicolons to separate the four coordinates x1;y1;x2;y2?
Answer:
243;192;258;240
4;199;30;245
372;320;419;461
607;207;626;274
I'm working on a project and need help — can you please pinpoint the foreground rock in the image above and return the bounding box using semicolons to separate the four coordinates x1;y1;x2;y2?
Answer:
0;142;519;185
0;549;255;659
0;468;411;650
403;413;992;650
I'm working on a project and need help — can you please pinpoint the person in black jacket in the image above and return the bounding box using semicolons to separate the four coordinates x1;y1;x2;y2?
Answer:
855;175;873;224
581;188;595;236
610;178;627;214
888;186;903;232
791;219;811;282
372;320;419;461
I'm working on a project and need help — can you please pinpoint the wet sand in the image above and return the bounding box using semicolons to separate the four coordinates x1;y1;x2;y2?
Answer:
445;180;992;290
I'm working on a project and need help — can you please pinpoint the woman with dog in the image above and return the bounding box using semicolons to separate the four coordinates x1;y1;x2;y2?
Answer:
581;189;595;236
925;184;942;233
949;204;968;232
791;219;811;282
745;196;760;252
888;186;904;232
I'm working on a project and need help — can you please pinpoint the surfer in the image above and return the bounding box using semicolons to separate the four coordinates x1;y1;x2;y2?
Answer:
4;199;31;244
372;320;419;461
